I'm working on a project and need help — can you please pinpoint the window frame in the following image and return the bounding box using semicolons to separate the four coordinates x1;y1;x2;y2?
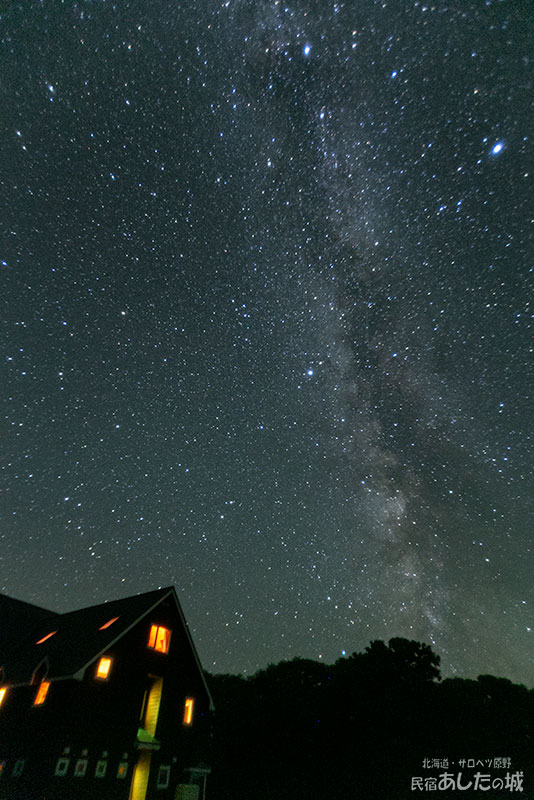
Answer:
12;759;25;777
54;757;70;777
147;624;171;654
157;764;171;789
117;761;129;779
95;759;108;778
74;758;88;777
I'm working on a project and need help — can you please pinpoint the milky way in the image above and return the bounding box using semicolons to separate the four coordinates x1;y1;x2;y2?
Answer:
1;0;532;684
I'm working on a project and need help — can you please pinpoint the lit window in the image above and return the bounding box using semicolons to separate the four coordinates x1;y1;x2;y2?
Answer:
99;616;119;630
96;657;112;679
148;625;171;654
36;631;57;644
117;762;129;779
183;697;194;726
0;687;7;707
34;680;50;706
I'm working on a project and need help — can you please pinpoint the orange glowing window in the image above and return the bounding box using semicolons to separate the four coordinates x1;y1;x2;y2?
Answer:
34;680;50;706
99;616;119;630
36;631;57;645
0;687;6;707
147;625;171;654
117;762;128;779
96;657;112;680
183;697;194;726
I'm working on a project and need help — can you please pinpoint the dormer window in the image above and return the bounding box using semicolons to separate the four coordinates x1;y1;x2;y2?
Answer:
33;680;50;706
32;659;49;686
36;631;57;644
147;625;171;654
96;657;112;680
99;616;119;630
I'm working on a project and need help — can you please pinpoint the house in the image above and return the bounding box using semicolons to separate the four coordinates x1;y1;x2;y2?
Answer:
0;586;214;800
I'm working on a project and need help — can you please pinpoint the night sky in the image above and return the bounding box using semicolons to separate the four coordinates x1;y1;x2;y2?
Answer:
1;0;532;685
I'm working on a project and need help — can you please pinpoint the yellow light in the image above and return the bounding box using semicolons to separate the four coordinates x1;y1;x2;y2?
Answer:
148;625;157;649
148;625;171;654
144;677;163;737
34;680;50;706
36;631;57;644
128;752;151;799
96;657;112;679
155;627;170;653
0;687;6;707
183;697;194;725
99;616;119;630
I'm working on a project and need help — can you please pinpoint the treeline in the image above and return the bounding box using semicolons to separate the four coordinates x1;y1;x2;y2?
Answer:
206;638;533;799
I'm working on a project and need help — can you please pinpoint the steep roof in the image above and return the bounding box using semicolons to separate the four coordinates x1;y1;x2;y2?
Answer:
0;594;59;662
0;587;214;709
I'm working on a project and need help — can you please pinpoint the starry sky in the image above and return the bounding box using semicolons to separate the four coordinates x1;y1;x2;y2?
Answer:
1;0;532;685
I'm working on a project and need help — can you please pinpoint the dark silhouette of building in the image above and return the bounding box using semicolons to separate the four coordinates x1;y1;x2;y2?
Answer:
0;587;213;800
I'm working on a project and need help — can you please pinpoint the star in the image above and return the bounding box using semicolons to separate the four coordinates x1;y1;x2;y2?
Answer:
1;0;531;688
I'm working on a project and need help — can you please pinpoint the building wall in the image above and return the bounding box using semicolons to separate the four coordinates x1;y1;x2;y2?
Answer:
0;595;212;800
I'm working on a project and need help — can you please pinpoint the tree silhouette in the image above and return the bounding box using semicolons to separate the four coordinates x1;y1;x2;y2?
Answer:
206;639;533;800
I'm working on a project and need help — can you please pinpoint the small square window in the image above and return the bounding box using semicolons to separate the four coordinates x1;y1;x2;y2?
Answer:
157;764;171;789
96;657;112;680
12;759;25;777
95;759;108;778
148;625;171;654
74;758;88;777
117;761;129;779
54;757;70;777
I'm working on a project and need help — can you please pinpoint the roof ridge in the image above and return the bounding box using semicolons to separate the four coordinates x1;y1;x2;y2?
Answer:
55;586;174;617
0;593;59;616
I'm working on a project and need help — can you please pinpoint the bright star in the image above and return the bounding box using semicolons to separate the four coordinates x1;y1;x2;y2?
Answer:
491;141;504;155
303;44;311;56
